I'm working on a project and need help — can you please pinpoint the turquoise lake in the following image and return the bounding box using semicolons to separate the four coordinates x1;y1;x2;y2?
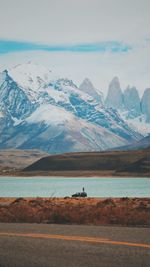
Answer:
0;177;149;197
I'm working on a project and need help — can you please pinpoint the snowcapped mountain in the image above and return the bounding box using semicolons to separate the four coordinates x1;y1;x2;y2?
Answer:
105;77;150;136
0;62;142;154
8;61;52;98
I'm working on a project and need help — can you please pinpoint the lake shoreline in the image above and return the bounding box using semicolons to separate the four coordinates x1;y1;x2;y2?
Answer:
0;170;150;178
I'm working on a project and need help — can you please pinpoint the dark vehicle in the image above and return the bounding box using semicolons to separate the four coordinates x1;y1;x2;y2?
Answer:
72;187;87;198
72;192;87;197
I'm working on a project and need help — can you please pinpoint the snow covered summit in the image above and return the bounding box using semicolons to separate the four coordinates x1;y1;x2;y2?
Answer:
0;63;142;153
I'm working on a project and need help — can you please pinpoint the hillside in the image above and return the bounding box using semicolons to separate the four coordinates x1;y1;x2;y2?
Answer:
0;149;48;172
23;148;150;177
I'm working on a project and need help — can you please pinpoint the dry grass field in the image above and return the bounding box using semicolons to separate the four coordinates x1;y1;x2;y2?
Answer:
0;197;149;226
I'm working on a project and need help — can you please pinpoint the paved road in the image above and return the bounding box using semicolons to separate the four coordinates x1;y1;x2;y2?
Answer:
0;223;150;267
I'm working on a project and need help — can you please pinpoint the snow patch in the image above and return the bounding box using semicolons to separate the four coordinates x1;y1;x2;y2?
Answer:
26;104;74;125
44;86;69;103
13;117;23;126
8;61;52;93
120;112;150;136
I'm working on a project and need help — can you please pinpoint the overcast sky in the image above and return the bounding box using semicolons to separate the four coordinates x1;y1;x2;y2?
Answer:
0;0;150;96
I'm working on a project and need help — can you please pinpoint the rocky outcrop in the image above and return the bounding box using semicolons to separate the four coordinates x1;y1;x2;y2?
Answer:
105;77;124;110
79;78;103;104
141;88;150;122
123;86;141;118
0;70;37;120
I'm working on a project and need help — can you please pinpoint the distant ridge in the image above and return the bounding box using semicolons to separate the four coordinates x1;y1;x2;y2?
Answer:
24;148;150;177
111;134;150;151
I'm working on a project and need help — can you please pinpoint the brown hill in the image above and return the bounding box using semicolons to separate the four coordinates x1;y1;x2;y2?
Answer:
23;148;150;177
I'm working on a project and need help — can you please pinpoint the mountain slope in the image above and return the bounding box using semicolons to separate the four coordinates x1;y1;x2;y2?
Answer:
0;62;142;154
112;134;150;151
0;103;128;153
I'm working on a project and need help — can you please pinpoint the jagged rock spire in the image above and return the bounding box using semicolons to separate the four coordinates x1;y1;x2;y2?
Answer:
105;77;124;110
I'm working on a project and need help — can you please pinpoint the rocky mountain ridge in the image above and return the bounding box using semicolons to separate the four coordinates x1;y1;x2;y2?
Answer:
0;62;141;154
105;77;150;135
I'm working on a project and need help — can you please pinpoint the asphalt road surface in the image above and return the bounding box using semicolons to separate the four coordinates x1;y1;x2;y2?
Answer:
0;223;150;267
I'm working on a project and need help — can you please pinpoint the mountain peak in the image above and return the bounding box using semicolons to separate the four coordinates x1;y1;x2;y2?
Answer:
79;78;103;104
143;88;150;95
105;77;123;109
112;76;119;81
9;61;52;75
7;62;52;93
141;88;150;122
0;69;13;85
82;77;93;85
124;86;138;93
123;86;141;118
110;76;120;86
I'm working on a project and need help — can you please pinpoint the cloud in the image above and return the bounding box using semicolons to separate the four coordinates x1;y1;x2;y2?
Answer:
0;0;149;96
0;40;131;54
0;41;149;98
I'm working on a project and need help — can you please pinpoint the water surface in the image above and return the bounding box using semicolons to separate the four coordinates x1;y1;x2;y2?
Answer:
0;177;149;197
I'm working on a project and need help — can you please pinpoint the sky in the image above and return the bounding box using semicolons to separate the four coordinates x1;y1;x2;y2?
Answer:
0;0;150;96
